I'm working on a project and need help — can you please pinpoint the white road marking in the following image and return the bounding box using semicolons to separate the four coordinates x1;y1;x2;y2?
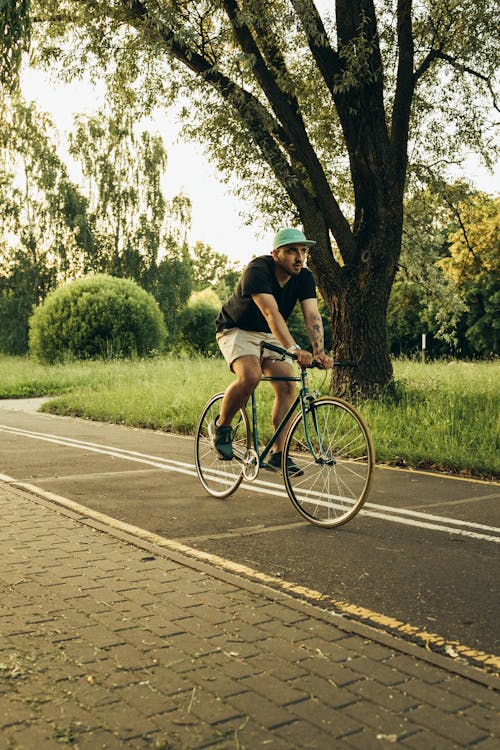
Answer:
1;423;499;543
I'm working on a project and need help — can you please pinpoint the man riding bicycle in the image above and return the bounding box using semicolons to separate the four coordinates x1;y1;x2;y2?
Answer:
211;227;333;474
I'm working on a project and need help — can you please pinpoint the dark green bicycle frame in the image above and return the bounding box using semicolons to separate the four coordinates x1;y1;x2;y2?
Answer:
248;369;318;468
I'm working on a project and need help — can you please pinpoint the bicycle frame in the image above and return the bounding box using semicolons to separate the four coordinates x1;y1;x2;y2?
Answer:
249;366;318;468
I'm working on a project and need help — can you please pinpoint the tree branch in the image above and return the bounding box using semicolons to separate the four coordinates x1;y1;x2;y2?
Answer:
121;0;317;219
434;51;499;112
390;0;414;196
221;0;354;262
289;0;342;96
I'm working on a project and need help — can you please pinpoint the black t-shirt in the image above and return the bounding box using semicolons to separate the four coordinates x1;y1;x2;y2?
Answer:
216;255;316;333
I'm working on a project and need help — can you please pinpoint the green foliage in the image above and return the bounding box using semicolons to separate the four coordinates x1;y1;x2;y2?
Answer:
179;295;220;357
68;104;193;281
190;240;242;298
287;296;332;353
438;193;500;356
387;281;425;356
392;182;498;357
0;250;56;354
5;2;499;391
150;248;193;348
29;274;166;363
0;0;31;92
0;97;94;353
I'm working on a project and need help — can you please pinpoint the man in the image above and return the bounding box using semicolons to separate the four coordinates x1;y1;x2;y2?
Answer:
211;227;333;473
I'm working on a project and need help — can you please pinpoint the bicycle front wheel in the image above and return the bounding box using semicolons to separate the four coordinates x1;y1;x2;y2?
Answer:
283;397;374;528
194;393;251;498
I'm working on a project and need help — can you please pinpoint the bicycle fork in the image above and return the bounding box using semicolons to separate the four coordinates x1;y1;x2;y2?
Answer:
302;396;337;467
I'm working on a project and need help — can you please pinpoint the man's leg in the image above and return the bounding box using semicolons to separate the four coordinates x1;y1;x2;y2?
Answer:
218;355;262;427
262;357;304;476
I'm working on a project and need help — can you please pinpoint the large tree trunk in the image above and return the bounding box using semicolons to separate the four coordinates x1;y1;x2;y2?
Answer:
329;271;394;398
304;211;400;399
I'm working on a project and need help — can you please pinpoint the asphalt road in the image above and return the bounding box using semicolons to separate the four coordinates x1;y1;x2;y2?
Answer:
1;400;499;661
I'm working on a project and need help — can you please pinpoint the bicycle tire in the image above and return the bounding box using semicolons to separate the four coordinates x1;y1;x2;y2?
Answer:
282;397;374;527
194;393;251;498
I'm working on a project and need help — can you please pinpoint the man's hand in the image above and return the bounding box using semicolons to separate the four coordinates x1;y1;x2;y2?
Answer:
295;348;314;367
313;352;333;369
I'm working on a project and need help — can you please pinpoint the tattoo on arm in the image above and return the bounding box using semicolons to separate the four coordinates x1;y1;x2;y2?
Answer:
306;314;325;355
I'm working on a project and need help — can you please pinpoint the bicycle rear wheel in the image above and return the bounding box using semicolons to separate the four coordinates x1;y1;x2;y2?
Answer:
194;393;251;498
283;397;374;527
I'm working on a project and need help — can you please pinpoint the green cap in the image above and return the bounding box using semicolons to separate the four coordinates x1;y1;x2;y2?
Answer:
273;227;316;250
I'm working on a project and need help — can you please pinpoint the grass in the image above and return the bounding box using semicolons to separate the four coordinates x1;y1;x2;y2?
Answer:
0;354;498;479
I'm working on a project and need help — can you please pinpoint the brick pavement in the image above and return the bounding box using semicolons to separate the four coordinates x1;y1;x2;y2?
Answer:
0;480;499;749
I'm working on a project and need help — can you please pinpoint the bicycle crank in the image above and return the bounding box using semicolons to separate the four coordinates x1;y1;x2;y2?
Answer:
242;449;259;480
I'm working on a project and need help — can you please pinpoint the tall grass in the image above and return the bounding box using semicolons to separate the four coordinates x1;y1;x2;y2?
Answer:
366;360;499;477
0;354;498;478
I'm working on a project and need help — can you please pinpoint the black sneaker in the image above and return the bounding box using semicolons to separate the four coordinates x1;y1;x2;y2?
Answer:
208;418;233;460
266;451;304;477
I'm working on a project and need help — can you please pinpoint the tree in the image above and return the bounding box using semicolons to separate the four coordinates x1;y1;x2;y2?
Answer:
391;180;469;355
438;193;500;355
18;1;500;393
69;104;187;281
0;96;92;352
190;240;241;299
151;246;193;348
179;289;221;356
68;101;196;335
393;182;499;357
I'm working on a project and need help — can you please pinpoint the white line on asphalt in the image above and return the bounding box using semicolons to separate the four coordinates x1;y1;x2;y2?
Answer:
1;423;499;543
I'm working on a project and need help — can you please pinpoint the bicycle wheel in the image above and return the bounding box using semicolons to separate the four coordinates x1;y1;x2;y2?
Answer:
194;393;251;498
283;397;374;527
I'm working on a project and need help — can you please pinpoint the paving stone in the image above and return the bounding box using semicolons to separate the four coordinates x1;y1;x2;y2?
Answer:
225;690;293;729
405;704;489;745
348;655;410;685
290;673;358;709
240;671;308;706
401;676;472;710
346;677;419;712
7;723;63;750
246;651;309;681
298;655;363;687
290;697;361;736
276;717;347;748
187;688;245;725
344;699;417;737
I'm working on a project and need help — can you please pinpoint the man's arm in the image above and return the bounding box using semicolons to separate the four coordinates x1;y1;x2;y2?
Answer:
301;298;333;369
252;293;313;366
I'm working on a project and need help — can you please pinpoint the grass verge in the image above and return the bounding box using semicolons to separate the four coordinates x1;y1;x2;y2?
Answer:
0;355;498;479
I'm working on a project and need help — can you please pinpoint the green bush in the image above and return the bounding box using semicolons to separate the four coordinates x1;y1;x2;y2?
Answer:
179;300;220;356
29;274;166;363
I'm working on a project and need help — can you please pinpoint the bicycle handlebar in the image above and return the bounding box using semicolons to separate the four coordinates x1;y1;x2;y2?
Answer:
259;340;357;368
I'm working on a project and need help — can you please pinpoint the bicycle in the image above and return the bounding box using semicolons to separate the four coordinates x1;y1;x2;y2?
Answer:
194;341;375;528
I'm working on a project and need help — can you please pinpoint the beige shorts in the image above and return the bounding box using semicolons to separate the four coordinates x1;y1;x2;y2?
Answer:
216;328;293;371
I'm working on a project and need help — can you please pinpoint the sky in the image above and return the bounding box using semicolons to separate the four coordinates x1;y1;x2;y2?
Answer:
20;65;499;270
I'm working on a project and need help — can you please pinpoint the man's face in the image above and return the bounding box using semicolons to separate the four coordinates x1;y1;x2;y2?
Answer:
273;244;307;276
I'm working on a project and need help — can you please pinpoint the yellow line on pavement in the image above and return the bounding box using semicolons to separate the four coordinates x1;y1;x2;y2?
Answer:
164;541;500;672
